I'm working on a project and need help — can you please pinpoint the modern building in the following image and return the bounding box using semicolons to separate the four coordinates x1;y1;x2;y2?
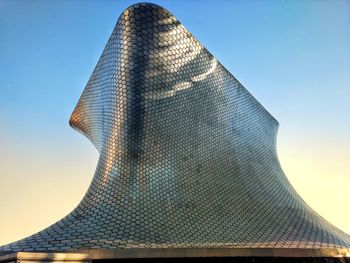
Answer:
1;3;349;262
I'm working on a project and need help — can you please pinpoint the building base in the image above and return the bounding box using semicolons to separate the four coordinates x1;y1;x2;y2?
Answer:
1;248;349;263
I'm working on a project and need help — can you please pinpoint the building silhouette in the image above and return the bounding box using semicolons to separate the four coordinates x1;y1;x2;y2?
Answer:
1;3;349;262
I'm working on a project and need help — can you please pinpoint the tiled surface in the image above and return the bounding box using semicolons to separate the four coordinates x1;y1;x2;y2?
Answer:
1;3;349;253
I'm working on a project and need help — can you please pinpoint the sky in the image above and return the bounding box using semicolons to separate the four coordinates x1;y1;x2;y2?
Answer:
0;0;349;246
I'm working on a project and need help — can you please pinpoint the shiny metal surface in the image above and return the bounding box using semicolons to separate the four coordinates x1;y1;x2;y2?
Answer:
1;248;350;263
0;252;91;263
1;2;349;254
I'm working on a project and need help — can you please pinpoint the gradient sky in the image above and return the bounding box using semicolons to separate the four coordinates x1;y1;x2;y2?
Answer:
0;0;349;246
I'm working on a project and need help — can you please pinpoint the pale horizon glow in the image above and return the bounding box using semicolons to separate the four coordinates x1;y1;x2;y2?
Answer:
0;0;349;246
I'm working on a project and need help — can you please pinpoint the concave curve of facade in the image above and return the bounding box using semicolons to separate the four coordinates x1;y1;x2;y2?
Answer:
1;2;349;257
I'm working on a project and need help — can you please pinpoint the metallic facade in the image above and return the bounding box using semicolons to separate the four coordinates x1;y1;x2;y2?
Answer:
1;2;349;254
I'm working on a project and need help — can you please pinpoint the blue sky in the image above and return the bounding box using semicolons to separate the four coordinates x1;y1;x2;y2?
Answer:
1;0;349;140
0;0;349;245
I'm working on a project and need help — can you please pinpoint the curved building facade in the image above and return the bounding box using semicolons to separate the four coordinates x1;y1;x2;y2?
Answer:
1;2;349;259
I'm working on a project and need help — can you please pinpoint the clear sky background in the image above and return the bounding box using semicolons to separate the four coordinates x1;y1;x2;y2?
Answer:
0;0;349;246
